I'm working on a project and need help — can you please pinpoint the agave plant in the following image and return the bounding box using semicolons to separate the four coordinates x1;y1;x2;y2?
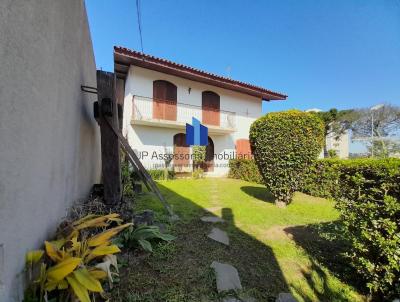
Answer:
24;214;132;302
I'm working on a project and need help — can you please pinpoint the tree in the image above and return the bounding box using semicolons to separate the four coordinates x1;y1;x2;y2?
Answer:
312;108;358;156
351;104;400;158
367;139;400;158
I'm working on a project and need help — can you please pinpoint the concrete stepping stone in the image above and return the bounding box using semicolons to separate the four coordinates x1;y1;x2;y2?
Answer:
210;261;242;292
201;216;225;223
207;227;229;245
276;293;297;302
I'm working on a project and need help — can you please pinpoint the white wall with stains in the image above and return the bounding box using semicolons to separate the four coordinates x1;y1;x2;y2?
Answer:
0;1;101;300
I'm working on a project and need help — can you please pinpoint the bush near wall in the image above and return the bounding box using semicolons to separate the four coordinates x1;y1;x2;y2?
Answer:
228;159;263;184
302;158;400;299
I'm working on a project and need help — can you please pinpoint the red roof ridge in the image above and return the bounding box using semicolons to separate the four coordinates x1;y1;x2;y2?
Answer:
114;46;287;100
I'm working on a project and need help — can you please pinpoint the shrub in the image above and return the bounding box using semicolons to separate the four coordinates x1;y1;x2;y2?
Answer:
302;158;400;299
249;110;324;205
192;167;204;179
228;159;263;184
146;169;175;180
338;194;399;299
117;225;175;253
302;158;400;200
24;214;132;302
301;159;341;198
328;149;338;158
192;146;206;166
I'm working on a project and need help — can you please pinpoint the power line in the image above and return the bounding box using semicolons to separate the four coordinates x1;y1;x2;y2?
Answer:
136;0;144;54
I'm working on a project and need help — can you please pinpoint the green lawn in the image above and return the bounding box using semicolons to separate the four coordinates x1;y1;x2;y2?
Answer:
112;178;366;301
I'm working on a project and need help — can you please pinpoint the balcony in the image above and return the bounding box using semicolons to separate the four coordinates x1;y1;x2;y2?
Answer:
131;95;236;134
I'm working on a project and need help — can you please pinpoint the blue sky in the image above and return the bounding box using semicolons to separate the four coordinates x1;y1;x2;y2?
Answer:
85;1;399;152
86;0;399;112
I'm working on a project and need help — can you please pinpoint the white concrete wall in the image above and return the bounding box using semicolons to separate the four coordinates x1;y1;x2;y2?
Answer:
0;1;101;301
123;66;262;176
326;131;350;158
318;131;350;159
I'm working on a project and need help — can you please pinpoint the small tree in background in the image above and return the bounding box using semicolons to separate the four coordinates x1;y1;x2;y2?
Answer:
351;104;400;158
192;146;206;179
249;110;324;206
311;108;357;156
192;146;206;168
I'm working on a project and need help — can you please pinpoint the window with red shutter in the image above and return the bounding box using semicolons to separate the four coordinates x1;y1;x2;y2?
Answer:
236;139;252;159
153;80;177;121
202;91;220;126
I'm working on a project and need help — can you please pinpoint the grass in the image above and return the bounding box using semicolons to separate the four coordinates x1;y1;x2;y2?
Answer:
112;178;366;302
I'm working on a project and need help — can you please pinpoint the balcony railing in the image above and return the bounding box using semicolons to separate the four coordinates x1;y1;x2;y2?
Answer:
132;95;236;130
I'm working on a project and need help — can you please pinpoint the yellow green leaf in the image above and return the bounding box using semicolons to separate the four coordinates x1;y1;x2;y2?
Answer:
72;214;99;226
45;241;63;262
57;279;68;290
86;244;120;262
45;279;60;291
46;257;81;282
68;236;81;252
88;269;108;280
50;238;66;249
88;223;132;247
66;229;79;240
66;275;90;302
73;268;103;292
26;250;44;264
107;216;123;224
73;213;121;230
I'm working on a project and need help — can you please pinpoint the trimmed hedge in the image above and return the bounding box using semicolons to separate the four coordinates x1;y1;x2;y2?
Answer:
302;158;400;200
302;158;400;299
249;110;324;204
229;157;400;298
228;159;263;184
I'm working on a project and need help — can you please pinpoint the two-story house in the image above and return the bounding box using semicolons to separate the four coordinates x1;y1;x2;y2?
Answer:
114;46;287;176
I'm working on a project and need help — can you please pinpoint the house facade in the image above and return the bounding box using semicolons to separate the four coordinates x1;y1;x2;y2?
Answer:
114;47;287;176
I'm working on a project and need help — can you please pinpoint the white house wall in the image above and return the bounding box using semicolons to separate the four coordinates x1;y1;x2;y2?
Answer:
123;66;262;176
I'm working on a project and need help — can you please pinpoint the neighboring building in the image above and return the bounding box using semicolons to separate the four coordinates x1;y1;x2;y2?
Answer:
114;47;287;176
0;1;101;301
305;109;350;159
325;129;350;158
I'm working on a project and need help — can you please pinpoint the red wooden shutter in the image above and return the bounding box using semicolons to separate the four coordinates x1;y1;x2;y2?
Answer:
173;133;190;171
202;91;220;126
236;139;252;159
153;80;177;121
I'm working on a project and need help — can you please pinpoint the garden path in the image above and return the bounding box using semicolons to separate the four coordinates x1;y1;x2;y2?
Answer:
202;181;297;302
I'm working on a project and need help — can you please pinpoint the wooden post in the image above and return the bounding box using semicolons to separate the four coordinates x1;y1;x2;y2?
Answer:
97;70;121;205
116;78;125;130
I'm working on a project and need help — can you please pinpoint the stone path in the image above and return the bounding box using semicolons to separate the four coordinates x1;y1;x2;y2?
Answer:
201;216;225;223
201;182;296;302
210;261;242;292
276;293;297;302
207;227;230;245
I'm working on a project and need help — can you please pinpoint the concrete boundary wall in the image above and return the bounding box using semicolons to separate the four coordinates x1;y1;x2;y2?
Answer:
0;1;101;300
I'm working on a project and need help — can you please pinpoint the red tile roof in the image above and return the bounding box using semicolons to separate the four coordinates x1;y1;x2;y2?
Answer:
114;46;287;101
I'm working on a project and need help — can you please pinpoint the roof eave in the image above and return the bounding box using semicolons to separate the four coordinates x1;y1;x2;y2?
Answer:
113;48;287;101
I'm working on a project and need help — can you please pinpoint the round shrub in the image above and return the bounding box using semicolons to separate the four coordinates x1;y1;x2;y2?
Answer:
249;110;324;205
